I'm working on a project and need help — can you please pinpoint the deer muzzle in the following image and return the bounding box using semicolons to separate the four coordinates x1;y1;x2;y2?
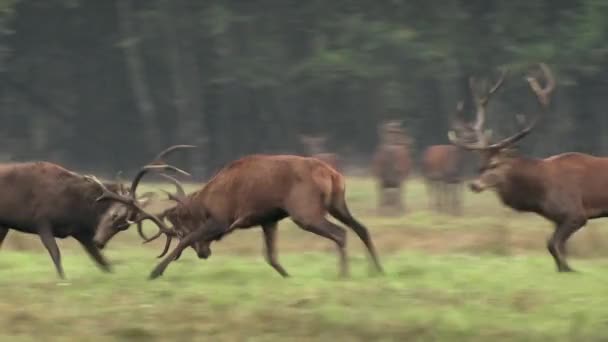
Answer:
469;180;486;193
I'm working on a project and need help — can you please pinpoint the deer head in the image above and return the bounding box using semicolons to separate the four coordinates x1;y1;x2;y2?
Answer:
448;63;555;192
88;145;195;248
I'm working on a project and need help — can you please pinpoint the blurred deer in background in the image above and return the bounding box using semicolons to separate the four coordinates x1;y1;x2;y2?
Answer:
446;63;607;273
371;120;411;215
299;135;341;171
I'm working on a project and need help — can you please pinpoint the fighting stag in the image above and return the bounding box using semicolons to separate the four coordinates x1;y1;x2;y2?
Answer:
371;120;411;215
447;63;605;273
0;145;191;278
299;135;341;171
95;154;384;279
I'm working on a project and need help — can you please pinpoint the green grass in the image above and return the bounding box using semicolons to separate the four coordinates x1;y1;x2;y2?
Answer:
2;177;608;341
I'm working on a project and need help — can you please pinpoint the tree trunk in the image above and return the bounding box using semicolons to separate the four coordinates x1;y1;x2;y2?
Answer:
160;0;207;177
116;0;161;154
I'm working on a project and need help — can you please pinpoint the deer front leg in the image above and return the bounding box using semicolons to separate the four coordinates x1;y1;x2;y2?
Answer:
262;221;289;277
149;228;207;279
547;217;586;272
38;223;65;279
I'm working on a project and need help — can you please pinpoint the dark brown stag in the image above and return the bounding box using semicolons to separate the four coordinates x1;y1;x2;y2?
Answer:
447;63;605;272
0;145;192;278
371;120;411;215
91;154;384;279
299;135;341;171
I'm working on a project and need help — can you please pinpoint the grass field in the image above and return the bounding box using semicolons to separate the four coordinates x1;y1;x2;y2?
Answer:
2;178;608;341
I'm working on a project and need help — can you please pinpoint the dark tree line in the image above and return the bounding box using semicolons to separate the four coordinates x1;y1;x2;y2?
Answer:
1;0;608;178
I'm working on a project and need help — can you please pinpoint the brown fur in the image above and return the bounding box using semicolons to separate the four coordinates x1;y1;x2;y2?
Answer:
470;150;608;272
0;161;130;278
371;135;411;215
148;154;384;279
422;145;465;215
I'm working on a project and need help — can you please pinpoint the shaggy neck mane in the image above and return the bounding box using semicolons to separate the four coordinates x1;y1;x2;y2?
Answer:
496;156;546;213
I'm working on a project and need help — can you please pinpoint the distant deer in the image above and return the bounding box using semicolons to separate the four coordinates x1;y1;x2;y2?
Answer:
299;135;341;171
446;63;605;273
89;154;384;279
422;144;465;215
371;120;411;215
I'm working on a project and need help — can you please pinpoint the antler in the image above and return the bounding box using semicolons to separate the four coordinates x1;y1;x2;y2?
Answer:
84;175;175;239
449;64;553;151
159;173;188;205
478;63;554;150
128;144;196;199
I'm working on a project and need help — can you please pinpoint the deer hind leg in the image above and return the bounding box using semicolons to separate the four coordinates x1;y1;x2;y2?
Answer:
291;216;348;278
329;199;384;275
548;217;586;272
37;223;65;279
261;222;289;277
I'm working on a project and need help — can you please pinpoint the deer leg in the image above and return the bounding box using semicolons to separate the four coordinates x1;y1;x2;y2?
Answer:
74;234;112;273
377;184;386;215
149;226;219;279
548;218;586;272
425;180;434;211
38;223;65;279
330;204;384;275
0;226;8;249
261;222;289;277
292;217;348;277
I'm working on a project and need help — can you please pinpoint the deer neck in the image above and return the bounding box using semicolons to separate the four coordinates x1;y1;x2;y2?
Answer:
495;156;546;213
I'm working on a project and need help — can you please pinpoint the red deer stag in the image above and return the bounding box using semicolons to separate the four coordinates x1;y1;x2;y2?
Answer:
446;64;604;273
0;145;192;278
299;135;341;171
371;120;411;215
90;154;384;279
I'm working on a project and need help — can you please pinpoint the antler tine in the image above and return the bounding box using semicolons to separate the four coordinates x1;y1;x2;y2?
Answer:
152;144;197;164
128;165;190;198
159;173;187;198
128;145;195;200
486;68;507;98
526;62;555;108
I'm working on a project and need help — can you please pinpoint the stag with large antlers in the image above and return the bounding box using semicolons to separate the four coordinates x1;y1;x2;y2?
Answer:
96;154;385;279
0;145;192;278
447;63;607;272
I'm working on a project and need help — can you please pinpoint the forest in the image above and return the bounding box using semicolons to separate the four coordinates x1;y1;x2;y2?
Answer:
1;0;607;177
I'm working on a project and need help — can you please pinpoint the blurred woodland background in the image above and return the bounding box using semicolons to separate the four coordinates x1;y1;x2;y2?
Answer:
1;0;607;177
